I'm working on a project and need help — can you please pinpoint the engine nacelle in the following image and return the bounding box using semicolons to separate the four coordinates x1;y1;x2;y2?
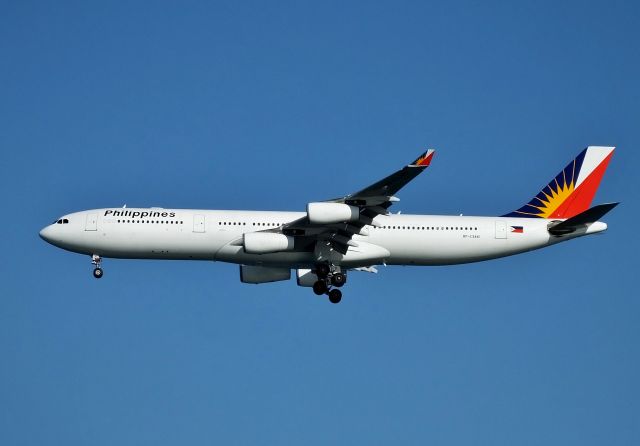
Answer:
307;202;359;225
240;265;291;284
243;232;294;254
296;268;318;287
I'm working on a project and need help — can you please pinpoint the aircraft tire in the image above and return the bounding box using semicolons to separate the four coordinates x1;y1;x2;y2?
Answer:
315;263;330;279
313;280;328;295
331;273;346;287
93;267;103;279
328;289;342;304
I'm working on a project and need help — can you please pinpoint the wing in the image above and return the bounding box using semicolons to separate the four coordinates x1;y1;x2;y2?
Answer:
275;149;436;254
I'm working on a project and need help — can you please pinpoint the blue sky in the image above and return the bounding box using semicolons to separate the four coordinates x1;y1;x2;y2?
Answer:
1;1;639;444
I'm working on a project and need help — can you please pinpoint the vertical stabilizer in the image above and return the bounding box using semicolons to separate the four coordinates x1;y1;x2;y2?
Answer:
503;146;614;219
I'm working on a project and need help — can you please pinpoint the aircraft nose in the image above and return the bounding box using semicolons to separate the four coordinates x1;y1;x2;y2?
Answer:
39;225;54;243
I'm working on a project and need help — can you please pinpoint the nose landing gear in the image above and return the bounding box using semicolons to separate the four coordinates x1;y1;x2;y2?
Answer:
91;254;103;279
313;263;346;304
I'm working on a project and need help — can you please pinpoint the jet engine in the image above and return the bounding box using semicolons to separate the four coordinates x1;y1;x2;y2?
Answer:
240;265;291;284
307;202;359;224
243;232;294;254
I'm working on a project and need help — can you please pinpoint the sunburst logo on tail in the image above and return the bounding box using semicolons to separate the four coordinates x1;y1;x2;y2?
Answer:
528;175;575;218
503;147;615;219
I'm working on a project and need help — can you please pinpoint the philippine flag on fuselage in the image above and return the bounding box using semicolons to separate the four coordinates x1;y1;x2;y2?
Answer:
511;226;524;233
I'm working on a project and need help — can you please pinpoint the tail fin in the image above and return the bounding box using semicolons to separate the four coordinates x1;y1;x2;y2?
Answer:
503;146;615;219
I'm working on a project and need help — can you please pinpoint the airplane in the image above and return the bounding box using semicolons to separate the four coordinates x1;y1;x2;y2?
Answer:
40;146;617;304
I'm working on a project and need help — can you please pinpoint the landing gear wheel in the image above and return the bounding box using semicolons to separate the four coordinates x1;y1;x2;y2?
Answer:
328;289;342;304
313;280;328;295
91;254;103;278
331;272;346;287
315;263;331;279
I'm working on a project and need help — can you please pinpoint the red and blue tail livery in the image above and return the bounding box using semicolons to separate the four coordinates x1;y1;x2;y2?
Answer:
504;146;614;219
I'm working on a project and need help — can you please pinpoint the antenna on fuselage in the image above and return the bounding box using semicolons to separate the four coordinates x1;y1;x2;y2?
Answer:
123;204;127;208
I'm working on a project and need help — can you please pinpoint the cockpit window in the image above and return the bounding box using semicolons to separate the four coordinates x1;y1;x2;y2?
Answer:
57;219;63;224
63;219;69;224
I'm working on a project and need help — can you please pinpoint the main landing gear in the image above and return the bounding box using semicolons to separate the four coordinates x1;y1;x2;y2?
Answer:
312;263;346;304
91;254;103;279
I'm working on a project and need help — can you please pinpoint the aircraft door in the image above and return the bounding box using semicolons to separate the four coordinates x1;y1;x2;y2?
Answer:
193;214;205;233
495;221;507;239
85;213;98;231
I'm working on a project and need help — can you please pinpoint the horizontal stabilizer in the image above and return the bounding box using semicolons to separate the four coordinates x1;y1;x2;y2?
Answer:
548;202;619;235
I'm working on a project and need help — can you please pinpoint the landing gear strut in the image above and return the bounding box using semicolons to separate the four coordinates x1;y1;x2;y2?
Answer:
91;254;103;279
313;263;346;303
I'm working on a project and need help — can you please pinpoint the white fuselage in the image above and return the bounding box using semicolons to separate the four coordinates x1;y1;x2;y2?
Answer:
39;207;606;269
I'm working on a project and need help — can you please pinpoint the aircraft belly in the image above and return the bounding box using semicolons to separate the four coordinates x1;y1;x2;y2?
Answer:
376;227;550;266
215;244;315;267
91;229;227;260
